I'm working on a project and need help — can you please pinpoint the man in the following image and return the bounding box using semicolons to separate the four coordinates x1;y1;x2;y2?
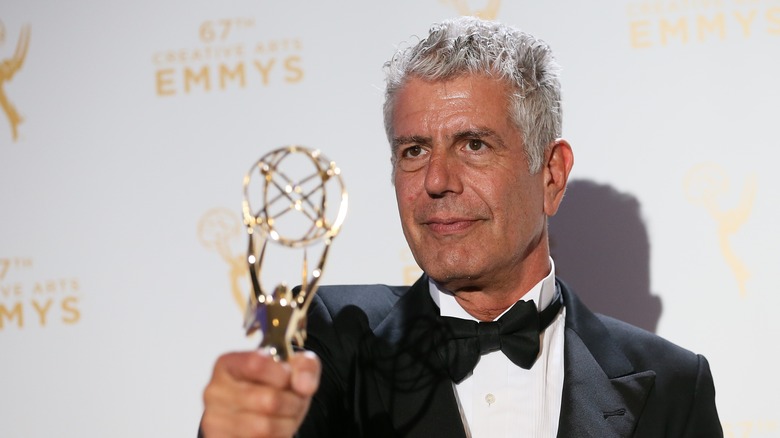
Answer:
201;17;722;437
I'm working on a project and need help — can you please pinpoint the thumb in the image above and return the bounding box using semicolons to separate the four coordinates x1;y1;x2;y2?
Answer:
289;350;321;397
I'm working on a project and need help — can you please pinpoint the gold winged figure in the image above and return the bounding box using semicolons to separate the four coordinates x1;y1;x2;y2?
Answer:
441;0;501;20
1;25;31;141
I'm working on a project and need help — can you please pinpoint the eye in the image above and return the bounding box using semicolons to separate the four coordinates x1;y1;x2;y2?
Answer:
402;145;425;158
395;145;429;172
466;139;487;151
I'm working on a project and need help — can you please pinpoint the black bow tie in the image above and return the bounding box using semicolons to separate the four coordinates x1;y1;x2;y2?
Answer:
437;289;563;383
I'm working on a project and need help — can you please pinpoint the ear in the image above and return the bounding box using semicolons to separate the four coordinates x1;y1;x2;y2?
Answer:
542;138;574;217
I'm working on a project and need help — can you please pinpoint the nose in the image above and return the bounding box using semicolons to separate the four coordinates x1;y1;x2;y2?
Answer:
424;149;463;197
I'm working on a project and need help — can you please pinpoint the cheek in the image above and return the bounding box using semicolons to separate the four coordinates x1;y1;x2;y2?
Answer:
394;186;416;221
394;176;420;207
489;177;543;224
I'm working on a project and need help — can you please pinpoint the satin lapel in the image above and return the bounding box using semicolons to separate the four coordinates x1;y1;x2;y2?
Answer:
369;275;467;438
556;281;655;438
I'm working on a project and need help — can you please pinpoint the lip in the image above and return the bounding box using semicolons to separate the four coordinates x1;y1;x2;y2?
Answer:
423;217;481;235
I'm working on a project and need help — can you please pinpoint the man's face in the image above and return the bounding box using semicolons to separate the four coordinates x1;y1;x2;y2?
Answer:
392;75;552;294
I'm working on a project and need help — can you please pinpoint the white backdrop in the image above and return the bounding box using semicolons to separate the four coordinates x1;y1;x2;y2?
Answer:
1;1;778;437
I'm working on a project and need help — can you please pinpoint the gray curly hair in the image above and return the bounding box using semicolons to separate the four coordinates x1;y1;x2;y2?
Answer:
383;16;562;173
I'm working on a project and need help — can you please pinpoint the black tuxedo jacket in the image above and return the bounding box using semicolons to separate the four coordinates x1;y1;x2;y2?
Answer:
297;276;722;437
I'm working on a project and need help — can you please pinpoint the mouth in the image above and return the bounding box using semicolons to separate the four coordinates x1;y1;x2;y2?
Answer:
422;217;481;235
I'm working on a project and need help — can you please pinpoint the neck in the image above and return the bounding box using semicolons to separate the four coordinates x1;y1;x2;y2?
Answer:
447;256;552;321
454;294;520;321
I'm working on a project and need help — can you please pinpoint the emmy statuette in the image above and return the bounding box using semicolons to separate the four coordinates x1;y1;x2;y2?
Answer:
241;146;347;361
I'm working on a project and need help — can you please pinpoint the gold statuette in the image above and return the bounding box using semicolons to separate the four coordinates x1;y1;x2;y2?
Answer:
241;146;348;361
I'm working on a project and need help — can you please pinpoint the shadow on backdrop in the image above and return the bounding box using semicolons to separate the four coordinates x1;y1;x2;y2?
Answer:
549;179;663;333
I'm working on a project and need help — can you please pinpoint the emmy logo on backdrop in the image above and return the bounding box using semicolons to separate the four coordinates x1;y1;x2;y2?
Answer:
685;163;756;297
0;23;30;142
241;146;347;360
198;208;250;314
440;0;501;20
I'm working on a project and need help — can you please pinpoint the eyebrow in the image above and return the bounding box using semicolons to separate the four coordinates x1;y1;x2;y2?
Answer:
452;128;498;144
391;128;505;153
392;135;431;152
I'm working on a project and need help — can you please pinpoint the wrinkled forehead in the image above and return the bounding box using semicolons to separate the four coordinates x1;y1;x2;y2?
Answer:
390;74;517;126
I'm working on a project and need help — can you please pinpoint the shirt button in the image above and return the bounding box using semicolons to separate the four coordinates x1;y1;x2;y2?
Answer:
485;393;496;406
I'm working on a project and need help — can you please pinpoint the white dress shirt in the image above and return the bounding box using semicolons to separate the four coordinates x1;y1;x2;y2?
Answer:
429;260;566;438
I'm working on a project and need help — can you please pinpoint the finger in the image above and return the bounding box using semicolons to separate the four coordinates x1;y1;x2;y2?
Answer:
201;408;301;438
289;351;321;397
205;351;313;416
237;384;309;418
214;351;293;389
204;378;304;417
202;350;319;438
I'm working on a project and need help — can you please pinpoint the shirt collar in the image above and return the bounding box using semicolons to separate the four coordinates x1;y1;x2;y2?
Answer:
429;258;557;321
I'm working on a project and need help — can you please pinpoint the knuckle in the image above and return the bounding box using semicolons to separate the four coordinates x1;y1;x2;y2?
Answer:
262;392;283;413
252;387;283;413
214;351;235;368
246;416;273;437
199;411;216;432
212;352;238;379
203;382;223;405
202;384;215;404
245;352;267;372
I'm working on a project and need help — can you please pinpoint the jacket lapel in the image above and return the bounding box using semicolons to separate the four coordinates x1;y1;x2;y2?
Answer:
369;276;468;438
362;277;654;437
557;282;655;437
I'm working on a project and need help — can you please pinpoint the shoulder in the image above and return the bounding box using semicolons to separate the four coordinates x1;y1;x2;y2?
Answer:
310;283;408;329
594;312;721;433
595;313;704;373
560;278;708;379
306;275;435;349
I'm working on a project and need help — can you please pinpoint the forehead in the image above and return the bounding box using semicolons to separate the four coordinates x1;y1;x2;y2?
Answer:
392;74;514;134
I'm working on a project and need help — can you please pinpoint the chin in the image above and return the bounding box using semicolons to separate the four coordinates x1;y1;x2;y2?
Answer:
424;265;476;285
